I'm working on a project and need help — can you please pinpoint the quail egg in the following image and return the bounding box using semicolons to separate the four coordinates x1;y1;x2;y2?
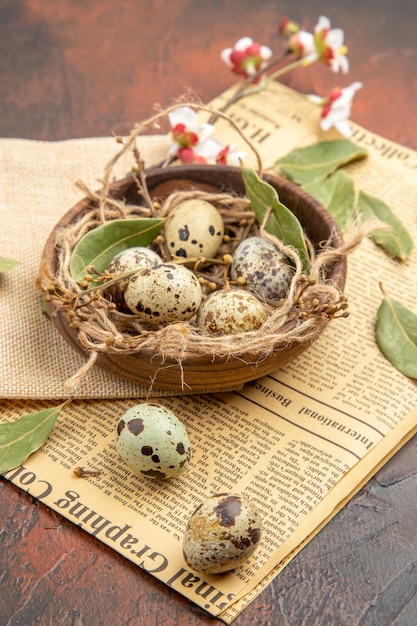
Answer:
104;246;162;310
164;198;225;259
124;262;203;324
183;493;263;574
197;289;266;336
231;236;293;301
115;402;192;479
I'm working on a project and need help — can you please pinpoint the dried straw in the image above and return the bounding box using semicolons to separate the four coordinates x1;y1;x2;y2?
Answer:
38;188;372;367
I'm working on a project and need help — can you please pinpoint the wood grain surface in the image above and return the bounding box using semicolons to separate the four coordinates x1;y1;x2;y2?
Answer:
1;1;417;624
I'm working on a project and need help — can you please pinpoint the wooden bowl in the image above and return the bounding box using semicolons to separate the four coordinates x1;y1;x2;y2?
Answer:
40;165;347;394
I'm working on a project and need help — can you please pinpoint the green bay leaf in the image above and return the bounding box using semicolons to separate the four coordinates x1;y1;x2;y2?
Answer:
302;170;356;231
358;191;414;261
70;218;165;283
0;406;61;473
376;295;417;379
0;256;21;273
275;139;368;185
242;168;310;272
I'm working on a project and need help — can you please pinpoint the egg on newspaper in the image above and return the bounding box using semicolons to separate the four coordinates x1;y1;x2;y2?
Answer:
182;492;263;574
115;403;192;479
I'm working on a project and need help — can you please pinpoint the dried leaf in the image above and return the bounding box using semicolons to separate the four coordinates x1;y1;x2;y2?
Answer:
302;170;356;231
242;168;310;272
376;292;417;379
0;406;61;473
357;191;414;261
275;139;368;185
70;218;165;283
0;256;21;273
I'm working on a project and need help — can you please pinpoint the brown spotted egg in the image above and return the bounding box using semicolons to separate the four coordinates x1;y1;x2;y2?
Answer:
197;289;266;336
115;403;192;479
164;199;224;259
124;263;203;324
231;236;293;301
183;493;263;574
104;246;162;310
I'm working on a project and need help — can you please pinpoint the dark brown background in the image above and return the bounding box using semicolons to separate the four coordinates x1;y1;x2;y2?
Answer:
1;1;417;624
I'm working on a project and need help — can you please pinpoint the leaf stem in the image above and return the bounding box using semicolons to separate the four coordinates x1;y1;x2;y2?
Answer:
379;281;387;297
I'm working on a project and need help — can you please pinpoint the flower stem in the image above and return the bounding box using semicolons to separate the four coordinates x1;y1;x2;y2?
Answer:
207;51;289;124
208;52;314;124
267;56;313;81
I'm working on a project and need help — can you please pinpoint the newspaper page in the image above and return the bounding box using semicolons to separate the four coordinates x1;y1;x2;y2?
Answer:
2;81;417;622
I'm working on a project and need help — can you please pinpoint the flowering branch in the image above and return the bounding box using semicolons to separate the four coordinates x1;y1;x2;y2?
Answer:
207;15;355;135
163;14;361;168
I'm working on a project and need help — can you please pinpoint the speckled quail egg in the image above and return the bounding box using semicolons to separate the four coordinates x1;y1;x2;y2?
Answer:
115;403;192;479
124;262;203;324
183;493;263;574
164;199;225;259
231;236;293;301
197;289;266;336
104;246;162;310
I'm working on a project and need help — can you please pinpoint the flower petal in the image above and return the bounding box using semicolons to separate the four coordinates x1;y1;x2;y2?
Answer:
234;36;254;51
168;106;198;129
303;51;319;66
197;122;215;142
331;55;349;73
260;45;273;61
326;28;345;49
220;47;233;67
167;143;179;158
334;119;353;137
194;137;224;162
345;81;363;97
225;150;246;166
307;94;325;105
315;15;331;32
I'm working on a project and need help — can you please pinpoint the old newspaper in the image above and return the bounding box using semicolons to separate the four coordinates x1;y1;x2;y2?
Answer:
2;82;417;622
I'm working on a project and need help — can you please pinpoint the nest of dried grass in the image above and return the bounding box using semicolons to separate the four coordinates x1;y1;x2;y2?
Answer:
36;103;367;393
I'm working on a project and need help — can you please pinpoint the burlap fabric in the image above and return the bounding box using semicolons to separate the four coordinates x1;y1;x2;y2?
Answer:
0;135;172;399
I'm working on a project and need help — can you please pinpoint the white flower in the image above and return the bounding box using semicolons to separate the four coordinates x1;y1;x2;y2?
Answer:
313;15;349;74
310;82;363;137
195;137;246;165
168;106;213;140
166;106;215;162
220;37;273;77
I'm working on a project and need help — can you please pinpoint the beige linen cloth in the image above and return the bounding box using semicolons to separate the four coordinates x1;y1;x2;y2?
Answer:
0;135;172;399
